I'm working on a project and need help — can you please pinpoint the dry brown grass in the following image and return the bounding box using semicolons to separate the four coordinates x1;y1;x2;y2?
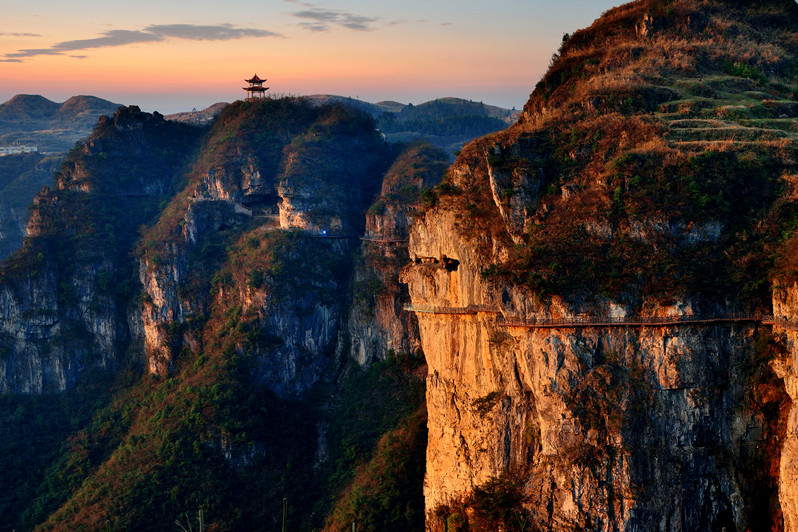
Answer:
455;0;798;306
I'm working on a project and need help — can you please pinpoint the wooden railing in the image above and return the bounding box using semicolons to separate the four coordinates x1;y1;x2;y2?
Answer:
403;305;798;330
310;234;360;239
403;304;501;315
360;237;409;244
496;313;774;329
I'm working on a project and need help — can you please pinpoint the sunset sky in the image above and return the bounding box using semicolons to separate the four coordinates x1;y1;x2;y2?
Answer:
2;1;620;114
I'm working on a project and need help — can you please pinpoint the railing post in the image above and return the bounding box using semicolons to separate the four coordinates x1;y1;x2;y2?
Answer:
282;498;287;532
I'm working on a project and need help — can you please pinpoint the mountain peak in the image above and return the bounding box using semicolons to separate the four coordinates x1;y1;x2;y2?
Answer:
0;94;122;151
0;95;60;121
522;0;798;124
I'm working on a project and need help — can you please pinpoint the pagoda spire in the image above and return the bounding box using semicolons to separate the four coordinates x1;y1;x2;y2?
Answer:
244;73;269;100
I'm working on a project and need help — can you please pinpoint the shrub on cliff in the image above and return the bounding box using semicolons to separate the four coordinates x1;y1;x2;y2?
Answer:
439;0;798;311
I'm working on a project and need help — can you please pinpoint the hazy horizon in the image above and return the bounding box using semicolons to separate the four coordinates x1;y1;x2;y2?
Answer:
2;0;621;115
0;90;527;116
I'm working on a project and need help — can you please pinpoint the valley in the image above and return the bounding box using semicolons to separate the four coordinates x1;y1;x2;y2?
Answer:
0;0;797;530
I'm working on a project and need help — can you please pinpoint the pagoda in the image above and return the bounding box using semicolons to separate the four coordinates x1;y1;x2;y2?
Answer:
243;74;269;99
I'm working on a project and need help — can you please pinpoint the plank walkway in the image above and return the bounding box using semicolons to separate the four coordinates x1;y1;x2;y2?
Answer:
359;237;409;244
497;313;775;329
403;304;502;315
404;305;798;330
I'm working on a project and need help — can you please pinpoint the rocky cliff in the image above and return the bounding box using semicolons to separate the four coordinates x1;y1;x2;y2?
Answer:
0;106;201;394
0;98;440;531
0;153;61;260
3;1;798;530
136;98;392;397
402;0;798;529
347;143;448;365
404;208;786;530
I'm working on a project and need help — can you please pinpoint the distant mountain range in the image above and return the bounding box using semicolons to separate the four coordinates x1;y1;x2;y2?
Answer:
167;95;520;157
305;95;518;121
0;94;121;152
0;95;123;260
163;102;228;125
167;96;517;123
0;92;517;260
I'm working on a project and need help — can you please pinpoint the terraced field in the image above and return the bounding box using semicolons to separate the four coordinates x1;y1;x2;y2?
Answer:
658;75;798;145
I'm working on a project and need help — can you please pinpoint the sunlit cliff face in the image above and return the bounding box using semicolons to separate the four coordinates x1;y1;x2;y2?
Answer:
401;0;798;529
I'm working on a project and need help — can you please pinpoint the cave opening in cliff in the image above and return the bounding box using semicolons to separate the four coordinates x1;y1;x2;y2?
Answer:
241;192;281;207
442;256;460;272
242;192;282;215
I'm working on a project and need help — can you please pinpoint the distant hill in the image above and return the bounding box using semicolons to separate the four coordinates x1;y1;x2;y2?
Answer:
304;94;392;116
305;94;518;122
0;94;121;152
0;94;122;259
165;102;228;125
374;100;407;113
392;97;516;122
375;97;518;155
305;95;520;157
0;95;61;124
165;96;519;158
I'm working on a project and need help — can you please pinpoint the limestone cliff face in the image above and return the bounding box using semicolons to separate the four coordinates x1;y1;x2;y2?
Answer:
0;250;128;395
0;106;197;394
772;284;798;532
140;242;191;376
400;2;798;528
404;208;781;531
243;277;343;398
347;144;448;364
0;265;70;393
137;99;389;397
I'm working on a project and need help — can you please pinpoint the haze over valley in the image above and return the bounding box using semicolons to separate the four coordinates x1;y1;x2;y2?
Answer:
1;1;797;531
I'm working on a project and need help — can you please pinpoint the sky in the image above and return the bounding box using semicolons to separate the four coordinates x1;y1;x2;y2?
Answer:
1;0;621;114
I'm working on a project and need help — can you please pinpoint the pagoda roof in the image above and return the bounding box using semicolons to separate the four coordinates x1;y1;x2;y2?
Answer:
245;74;266;83
243;86;269;91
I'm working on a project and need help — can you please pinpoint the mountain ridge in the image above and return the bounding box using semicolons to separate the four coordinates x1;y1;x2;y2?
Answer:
0;94;122;152
0;99;441;531
166;95;519;158
404;0;798;529
2;0;798;530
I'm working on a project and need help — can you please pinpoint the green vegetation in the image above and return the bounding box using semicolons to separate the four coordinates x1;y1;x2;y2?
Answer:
320;354;427;531
324;404;427;532
0;376;120;531
447;0;798;311
0;96;437;531
434;473;531;532
0;352;426;532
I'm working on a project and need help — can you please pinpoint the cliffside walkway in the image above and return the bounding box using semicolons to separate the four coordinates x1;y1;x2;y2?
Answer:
403;304;502;315
403;305;797;330
497;313;779;329
311;234;360;240
359;237;409;244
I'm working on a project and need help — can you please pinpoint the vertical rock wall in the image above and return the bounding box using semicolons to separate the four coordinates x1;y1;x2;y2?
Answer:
136;101;391;397
772;284;798;531
404;208;781;531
